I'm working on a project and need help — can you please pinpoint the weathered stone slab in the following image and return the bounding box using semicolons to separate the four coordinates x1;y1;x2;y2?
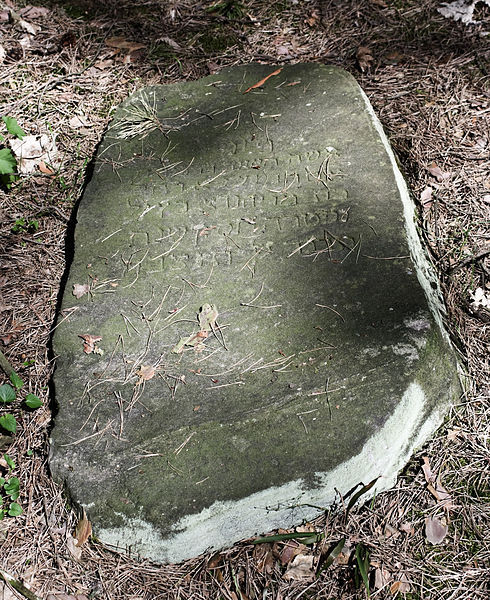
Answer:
50;64;460;563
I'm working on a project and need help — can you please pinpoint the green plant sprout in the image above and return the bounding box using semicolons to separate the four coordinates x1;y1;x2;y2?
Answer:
0;454;22;519
0;116;25;188
0;372;42;435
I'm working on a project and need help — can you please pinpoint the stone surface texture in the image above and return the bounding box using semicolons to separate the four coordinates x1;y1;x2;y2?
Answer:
50;64;460;563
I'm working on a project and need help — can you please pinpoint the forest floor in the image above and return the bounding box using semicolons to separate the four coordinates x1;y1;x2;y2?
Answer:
0;0;489;598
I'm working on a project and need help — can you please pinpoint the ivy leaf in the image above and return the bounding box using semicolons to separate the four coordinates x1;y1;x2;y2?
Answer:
8;502;22;517
2;116;26;140
4;477;19;497
0;414;17;433
0;384;16;403
25;394;42;409
9;371;24;390
4;454;15;470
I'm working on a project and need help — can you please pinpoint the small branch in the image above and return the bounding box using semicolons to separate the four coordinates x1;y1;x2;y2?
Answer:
449;245;490;274
0;568;42;600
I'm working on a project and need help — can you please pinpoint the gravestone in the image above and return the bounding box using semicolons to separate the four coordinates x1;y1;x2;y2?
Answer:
50;64;460;563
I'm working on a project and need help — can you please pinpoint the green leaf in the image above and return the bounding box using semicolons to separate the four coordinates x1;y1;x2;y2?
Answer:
252;531;323;544
2;116;26;139
354;543;371;598
8;502;22;517
0;510;5;520
345;477;379;519
4;477;19;497
9;491;19;501
0;477;4;487
9;371;24;390
25;394;42;409
0;148;17;175
0;384;16;403
316;538;346;576
4;454;15;470
0;414;17;433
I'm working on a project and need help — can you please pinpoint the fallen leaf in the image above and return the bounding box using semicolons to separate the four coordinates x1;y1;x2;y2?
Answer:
421;456;454;509
69;115;89;129
243;68;282;94
136;364;155;381
72;283;90;299
253;543;275;574
19;19;40;35
283;554;315;581
425;516;448;545
9;134;58;174
390;573;411;594
420;186;433;210
428;161;451;182
38;160;55;175
74;512;92;546
105;36;146;53
356;46;374;72
198;303;218;331
66;533;82;560
374;566;391;589
304;10;319;26
19;6;51;19
79;334;102;354
446;427;461;441
280;540;306;566
400;522;414;535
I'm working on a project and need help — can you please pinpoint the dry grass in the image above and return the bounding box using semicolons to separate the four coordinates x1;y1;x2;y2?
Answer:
0;0;489;598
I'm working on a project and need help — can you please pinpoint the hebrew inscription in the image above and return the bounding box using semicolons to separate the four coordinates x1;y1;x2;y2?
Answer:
50;64;460;563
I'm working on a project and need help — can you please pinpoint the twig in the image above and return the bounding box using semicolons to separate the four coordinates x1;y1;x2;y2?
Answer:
449;245;490;273
0;568;42;600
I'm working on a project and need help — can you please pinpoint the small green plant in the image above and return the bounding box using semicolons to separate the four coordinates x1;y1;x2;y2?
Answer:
0;453;22;519
11;217;39;234
0;371;43;435
353;542;371;598
0;116;25;188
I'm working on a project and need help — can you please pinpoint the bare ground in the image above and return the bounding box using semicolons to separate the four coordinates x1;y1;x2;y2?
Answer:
0;0;489;598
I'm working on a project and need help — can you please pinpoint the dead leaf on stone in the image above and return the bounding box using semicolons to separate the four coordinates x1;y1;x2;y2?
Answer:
72;283;90;299
74;512;92;546
78;334;102;354
356;46;374;72
66;533;82;560
374;566;391;589
136;364;155;382
428;161;451;182
420;186;433;210
282;554;315;581
425;516;448;545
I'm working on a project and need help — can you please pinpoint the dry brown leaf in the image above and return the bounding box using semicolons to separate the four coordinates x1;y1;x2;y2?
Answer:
19;6;51;19
19;19;40;35
253;543;275;574
428;161;451;182
66;533;82;560
304;10;319;26
356;46;374;72
420;186;433;210
105;36;145;53
69;115;89;129
38;160;55;175
78;334;102;354
136;364;156;381
425;516;448;545
243;68;282;94
400;522;415;535
282;554;315;581
421;456;454;509
390;573;411;594
374;566;391;589
279;541;306;566
74;513;92;546
72;283;90;299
